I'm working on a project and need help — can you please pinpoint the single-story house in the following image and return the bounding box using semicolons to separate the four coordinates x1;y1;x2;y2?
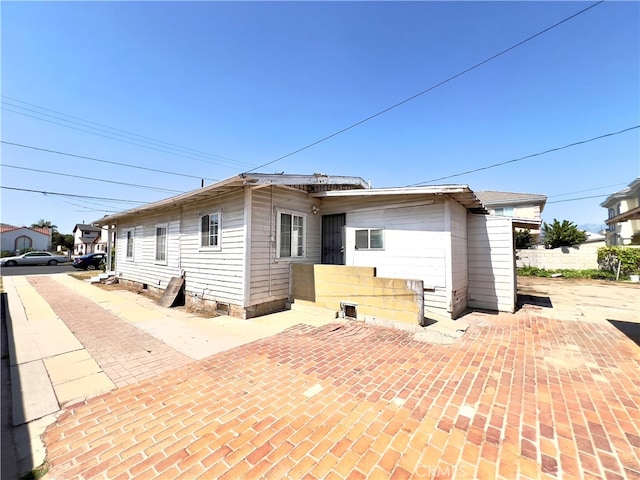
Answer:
0;224;52;253
95;173;529;325
73;224;108;255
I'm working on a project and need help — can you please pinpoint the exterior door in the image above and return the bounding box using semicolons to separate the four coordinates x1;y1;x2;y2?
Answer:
322;213;345;265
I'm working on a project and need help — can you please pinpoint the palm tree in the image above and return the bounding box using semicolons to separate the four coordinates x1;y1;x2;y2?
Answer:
31;219;58;232
542;219;587;249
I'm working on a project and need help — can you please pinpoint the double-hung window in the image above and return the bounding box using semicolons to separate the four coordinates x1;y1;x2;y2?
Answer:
155;224;168;263
125;230;134;259
355;228;384;250
278;211;305;258
200;212;221;249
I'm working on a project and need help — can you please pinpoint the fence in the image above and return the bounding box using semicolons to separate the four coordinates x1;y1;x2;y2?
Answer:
516;243;603;270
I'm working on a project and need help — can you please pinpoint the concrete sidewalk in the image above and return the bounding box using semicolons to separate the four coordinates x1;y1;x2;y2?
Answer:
3;273;338;478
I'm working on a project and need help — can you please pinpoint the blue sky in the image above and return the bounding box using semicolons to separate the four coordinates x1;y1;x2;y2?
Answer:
2;1;639;235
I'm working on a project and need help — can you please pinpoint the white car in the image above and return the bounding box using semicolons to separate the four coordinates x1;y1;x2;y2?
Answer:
0;251;70;267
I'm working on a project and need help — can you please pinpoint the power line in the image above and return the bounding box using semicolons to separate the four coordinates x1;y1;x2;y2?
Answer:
244;0;605;173
2;164;185;194
2;186;145;204
547;194;609;204
409;125;640;186
2;106;253;170
0;140;217;182
48;194;121;214
547;182;628;198
2;95;244;166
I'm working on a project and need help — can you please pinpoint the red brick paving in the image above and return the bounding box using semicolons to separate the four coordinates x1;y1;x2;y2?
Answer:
38;309;640;479
28;276;192;388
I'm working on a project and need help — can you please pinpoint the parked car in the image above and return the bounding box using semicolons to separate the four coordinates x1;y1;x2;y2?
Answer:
0;251;70;267
72;252;106;271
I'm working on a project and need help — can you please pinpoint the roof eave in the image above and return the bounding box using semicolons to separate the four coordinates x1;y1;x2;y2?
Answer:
605;206;640;225
311;185;487;212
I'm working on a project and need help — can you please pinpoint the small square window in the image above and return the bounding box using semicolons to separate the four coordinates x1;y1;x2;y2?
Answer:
355;229;384;250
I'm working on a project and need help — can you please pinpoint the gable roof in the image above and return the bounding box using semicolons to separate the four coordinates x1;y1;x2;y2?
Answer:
94;173;370;225
475;191;547;211
0;224;51;236
73;224;102;233
600;177;640;209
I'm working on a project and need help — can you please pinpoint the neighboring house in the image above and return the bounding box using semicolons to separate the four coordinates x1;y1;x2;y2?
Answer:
584;231;606;246
0;224;52;253
73;224;109;255
95;173;529;324
601;178;640;246
475;191;547;233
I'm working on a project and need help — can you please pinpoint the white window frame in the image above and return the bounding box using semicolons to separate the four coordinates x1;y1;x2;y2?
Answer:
354;228;385;250
154;223;168;264
125;229;134;260
276;209;306;259
494;206;514;217
200;211;222;250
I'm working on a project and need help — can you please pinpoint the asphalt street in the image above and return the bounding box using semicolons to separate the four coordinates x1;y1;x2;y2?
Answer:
0;264;75;276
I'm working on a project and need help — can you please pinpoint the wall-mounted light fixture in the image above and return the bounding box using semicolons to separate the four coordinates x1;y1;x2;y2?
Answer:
312;206;320;215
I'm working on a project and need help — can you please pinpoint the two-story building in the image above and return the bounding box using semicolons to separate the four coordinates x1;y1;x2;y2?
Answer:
474;190;547;234
601;178;640;245
72;224;109;255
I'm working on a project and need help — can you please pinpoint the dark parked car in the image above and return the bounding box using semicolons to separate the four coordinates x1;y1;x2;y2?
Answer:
72;253;106;271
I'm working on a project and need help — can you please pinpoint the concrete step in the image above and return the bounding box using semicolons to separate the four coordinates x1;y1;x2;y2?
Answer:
89;271;116;283
288;301;339;320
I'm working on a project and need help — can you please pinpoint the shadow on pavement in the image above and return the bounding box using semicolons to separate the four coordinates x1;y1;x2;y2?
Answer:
1;292;35;479
608;318;640;346
518;294;553;309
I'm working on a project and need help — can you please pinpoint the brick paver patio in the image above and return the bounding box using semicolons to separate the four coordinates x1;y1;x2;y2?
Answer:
28;276;192;388
41;308;640;479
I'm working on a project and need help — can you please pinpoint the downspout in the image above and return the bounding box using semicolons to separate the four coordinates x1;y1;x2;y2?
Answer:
179;205;184;276
106;223;114;272
269;185;274;297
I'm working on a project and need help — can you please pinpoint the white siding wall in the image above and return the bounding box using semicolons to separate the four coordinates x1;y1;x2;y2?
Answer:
449;200;468;317
179;191;246;305
114;189;247;305
249;186;321;306
341;200;451;316
467;214;516;312
115;210;183;290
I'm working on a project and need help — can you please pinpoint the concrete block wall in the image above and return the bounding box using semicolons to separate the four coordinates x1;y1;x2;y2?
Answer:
291;264;424;326
516;243;601;270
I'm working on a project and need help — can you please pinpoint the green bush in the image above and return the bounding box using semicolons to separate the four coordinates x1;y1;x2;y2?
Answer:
598;246;640;276
517;267;617;280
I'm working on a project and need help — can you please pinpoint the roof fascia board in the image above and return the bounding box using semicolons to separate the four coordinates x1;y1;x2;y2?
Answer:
511;217;542;229
605;205;640;225
310;185;471;198
242;174;369;189
483;197;547;207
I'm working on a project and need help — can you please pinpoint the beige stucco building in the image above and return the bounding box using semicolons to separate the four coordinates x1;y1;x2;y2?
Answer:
601;178;640;246
475;191;547;233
